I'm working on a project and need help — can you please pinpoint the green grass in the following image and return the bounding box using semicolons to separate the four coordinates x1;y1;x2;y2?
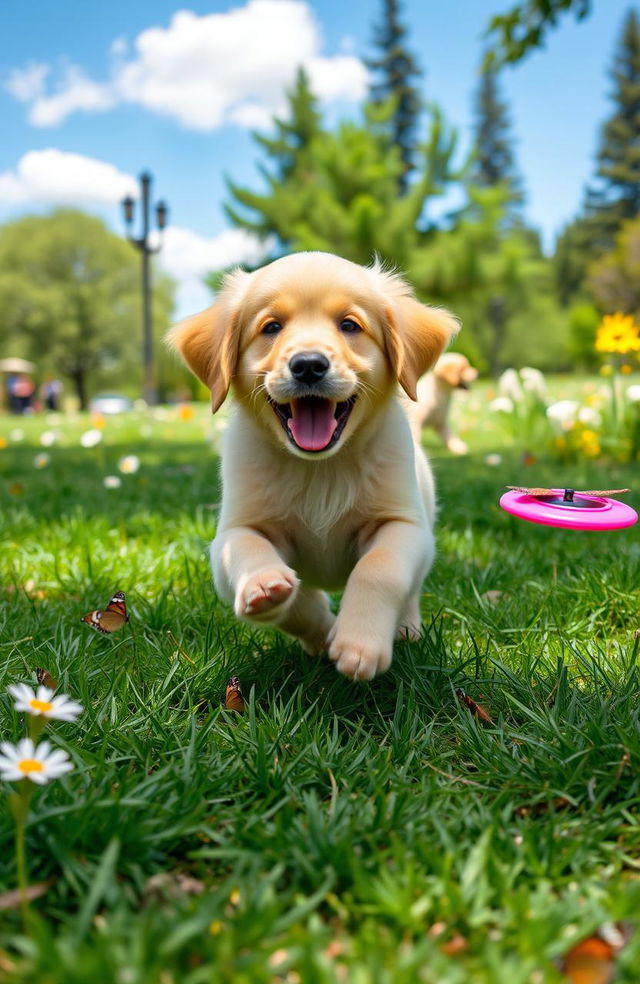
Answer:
1;398;640;983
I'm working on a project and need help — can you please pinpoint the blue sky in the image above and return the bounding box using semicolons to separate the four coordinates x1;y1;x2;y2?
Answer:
0;0;634;318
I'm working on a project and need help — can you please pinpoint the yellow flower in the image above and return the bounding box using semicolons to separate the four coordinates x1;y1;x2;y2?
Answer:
580;429;600;457
178;404;194;421
621;363;633;374
0;436;7;449
595;313;640;355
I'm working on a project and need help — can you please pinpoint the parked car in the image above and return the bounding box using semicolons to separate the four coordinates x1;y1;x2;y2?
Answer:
90;393;134;415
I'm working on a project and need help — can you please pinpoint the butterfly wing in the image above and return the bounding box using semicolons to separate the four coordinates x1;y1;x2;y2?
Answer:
225;677;245;713
35;668;57;690
560;937;616;984
81;591;128;634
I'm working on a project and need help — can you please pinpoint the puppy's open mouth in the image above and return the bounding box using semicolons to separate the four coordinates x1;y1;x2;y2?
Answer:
268;395;356;452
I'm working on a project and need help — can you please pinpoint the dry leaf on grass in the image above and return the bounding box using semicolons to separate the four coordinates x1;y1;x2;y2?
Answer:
0;879;54;910
456;689;494;724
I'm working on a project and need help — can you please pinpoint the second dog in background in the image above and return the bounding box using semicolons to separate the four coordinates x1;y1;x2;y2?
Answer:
409;352;478;455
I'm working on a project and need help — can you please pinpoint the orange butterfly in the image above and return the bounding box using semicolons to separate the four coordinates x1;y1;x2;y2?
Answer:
81;590;129;634
225;677;245;713
35;667;57;690
559;922;631;984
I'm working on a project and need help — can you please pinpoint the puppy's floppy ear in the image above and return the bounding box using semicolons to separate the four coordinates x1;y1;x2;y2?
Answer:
167;269;250;412
386;297;460;400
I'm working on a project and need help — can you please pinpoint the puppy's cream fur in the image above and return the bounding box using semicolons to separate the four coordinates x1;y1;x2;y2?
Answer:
169;252;458;679
408;353;478;455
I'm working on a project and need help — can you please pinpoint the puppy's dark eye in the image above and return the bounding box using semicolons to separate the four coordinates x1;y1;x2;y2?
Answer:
262;321;283;335
340;319;362;334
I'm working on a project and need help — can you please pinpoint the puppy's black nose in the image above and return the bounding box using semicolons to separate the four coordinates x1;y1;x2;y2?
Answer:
289;352;330;385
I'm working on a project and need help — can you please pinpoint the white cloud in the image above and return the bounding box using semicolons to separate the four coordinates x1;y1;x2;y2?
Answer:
5;62;50;102
6;0;368;131
158;226;272;320
0;150;137;206
28;67;115;127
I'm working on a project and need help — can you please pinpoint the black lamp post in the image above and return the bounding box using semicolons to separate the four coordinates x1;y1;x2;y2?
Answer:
121;172;169;406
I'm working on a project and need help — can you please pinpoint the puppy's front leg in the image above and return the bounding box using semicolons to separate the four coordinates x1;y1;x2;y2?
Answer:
211;527;299;623
328;520;433;680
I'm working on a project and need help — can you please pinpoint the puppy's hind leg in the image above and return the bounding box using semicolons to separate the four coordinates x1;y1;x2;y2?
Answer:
276;586;336;656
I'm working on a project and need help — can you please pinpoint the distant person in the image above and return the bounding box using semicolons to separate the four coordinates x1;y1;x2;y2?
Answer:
6;374;20;414
13;374;35;414
41;375;63;412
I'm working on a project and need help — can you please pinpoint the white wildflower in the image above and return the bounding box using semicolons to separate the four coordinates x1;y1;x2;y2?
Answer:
118;455;140;474
80;429;103;448
0;737;73;785
498;369;524;403
8;683;83;722
626;385;640;403
546;400;579;431
489;397;514;414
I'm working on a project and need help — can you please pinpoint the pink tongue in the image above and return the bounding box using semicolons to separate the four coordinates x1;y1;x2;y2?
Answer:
287;398;337;451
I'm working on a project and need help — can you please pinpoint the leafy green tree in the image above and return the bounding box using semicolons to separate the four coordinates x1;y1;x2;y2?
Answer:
224;69;323;247
222;80;458;270
584;9;640;253
366;0;423;193
471;62;524;222
410;185;558;374
485;0;591;66
567;301;600;369
588;215;640;319
552;218;593;307
0;210;174;408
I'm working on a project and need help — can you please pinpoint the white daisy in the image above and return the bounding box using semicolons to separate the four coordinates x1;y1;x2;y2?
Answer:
80;429;103;448
118;455;140;474
33;453;50;469
0;737;74;785
103;475;122;489
8;683;83;722
40;430;58;447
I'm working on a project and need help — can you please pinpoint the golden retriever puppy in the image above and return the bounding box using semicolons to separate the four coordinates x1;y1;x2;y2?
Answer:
169;252;458;680
408;353;478;455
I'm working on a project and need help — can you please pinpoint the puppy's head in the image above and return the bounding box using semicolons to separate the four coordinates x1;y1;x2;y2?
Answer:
168;252;459;458
433;353;478;390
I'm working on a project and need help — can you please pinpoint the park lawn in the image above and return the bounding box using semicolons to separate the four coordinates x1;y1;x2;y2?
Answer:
0;402;640;983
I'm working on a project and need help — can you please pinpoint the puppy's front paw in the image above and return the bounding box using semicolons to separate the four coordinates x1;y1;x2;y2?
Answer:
327;626;392;681
236;567;299;620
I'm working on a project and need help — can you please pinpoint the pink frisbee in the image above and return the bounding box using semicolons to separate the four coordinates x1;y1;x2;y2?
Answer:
499;487;638;531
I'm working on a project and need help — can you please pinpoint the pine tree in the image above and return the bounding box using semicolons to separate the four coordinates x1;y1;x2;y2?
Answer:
471;63;524;221
366;0;422;194
224;69;323;247
585;8;640;251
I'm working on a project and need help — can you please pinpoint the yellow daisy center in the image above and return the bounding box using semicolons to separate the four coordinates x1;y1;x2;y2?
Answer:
18;759;44;774
29;698;54;713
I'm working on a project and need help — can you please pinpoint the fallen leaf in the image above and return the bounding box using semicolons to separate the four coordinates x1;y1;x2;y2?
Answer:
514;796;572;819
480;590;504;604
144;871;205;902
0;879;54;910
440;933;469;956
456;689;494;724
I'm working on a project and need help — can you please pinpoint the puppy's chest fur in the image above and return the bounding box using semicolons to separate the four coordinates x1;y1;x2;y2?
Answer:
219;406;422;590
